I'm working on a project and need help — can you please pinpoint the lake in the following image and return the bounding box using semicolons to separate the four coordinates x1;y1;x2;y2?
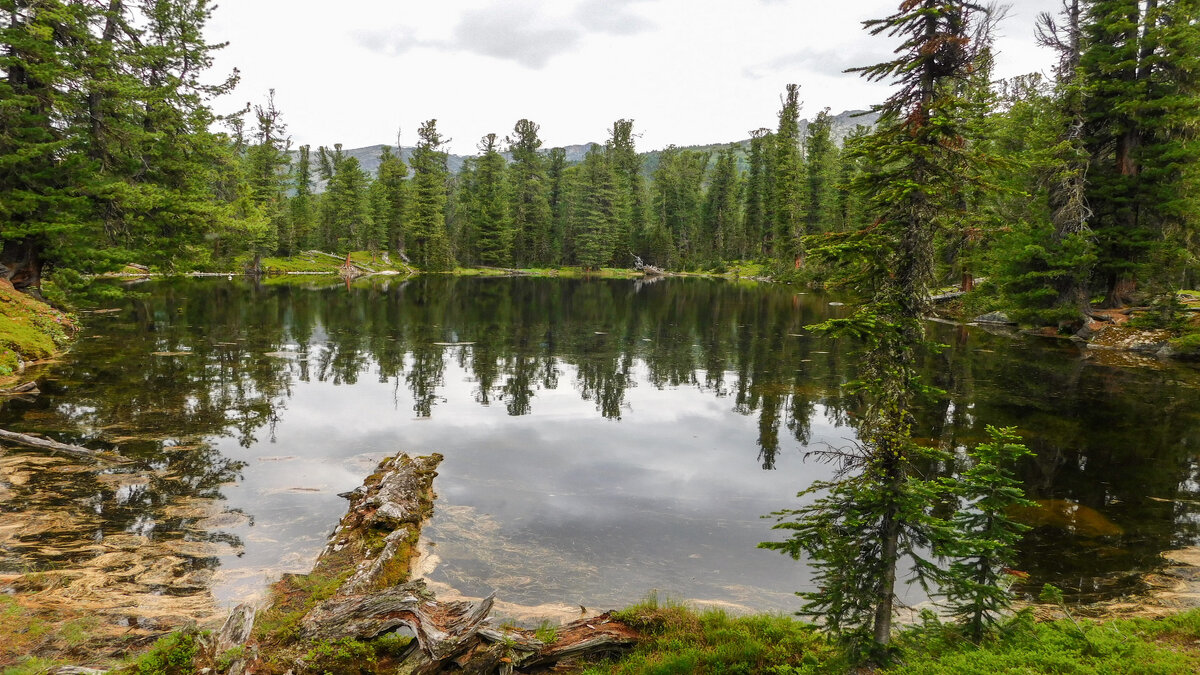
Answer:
2;276;1199;628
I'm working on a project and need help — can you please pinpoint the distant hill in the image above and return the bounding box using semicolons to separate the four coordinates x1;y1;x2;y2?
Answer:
300;109;878;192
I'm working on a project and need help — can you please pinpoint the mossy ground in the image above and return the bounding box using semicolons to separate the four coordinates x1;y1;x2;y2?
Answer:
0;279;76;381
580;600;1200;675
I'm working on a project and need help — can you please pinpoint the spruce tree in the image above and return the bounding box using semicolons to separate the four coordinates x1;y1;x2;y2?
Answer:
763;1;998;661
606;119;647;263
702;146;742;260
471;133;513;266
291;145;317;250
743;128;774;258
507;120;552;265
803;108;839;236
374;145;409;255
573;145;617;270
773;84;805;265
406;119;454;270
546;147;570;264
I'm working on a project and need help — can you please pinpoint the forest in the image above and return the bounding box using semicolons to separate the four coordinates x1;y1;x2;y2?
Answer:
2;1;1196;334
4;0;1200;672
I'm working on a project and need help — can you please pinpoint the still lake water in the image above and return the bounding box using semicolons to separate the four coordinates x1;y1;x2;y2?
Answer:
2;276;1200;623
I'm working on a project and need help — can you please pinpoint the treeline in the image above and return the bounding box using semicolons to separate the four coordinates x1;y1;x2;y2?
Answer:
245;96;853;274
2;1;1198;326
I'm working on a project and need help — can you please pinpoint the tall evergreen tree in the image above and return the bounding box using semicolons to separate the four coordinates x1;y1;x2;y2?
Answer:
291;145;317;250
743;128;774;258
804;108;839;236
573;145;617;270
1080;0;1200;305
651;146;709;266
764;1;997;660
702;146;742;260
606;119;647;263
373;145;409;256
471;133;512;266
406;119;454;270
546;147;570;264
773;84;805;265
507;119;552;265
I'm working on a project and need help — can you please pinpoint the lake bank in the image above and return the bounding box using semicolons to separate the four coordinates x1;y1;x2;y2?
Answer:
0;280;76;387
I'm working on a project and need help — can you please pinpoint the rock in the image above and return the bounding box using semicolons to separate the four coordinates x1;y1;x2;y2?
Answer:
1074;320;1108;341
972;311;1014;325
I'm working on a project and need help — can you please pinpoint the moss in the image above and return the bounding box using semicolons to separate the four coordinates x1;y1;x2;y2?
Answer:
1169;331;1200;356
252;571;351;646
0;279;76;378
302;638;376;675
124;629;200;675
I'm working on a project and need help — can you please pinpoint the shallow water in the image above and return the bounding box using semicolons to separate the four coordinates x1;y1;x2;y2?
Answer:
2;276;1199;624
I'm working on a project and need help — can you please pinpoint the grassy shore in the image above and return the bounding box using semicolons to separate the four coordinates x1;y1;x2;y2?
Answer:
0;279;76;384
7;596;1199;674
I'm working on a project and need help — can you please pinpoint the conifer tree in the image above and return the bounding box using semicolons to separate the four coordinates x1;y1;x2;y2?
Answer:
702;146;742;260
291;145;317;250
1080;0;1200;305
573;145;617;270
606;119;647;263
407;119;455;270
804;108;839;236
773;84;806;265
471;133;513;266
507;120;552;265
373;145;409;255
743;128;774;258
764;1;998;661
652;146;709;266
546;147;570;264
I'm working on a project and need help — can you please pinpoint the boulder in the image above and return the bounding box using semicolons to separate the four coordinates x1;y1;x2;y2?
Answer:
972;311;1014;325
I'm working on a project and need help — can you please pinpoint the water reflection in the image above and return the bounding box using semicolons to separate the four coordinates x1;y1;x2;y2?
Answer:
1;276;1199;626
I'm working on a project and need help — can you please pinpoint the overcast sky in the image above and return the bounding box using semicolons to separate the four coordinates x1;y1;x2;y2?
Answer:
207;0;1055;155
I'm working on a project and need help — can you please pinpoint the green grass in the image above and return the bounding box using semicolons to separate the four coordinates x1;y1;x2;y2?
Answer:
887;610;1200;674
581;593;838;675
125;630;200;675
578;595;1200;675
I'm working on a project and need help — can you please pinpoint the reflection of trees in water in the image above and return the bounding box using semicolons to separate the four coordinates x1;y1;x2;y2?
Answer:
6;277;1200;603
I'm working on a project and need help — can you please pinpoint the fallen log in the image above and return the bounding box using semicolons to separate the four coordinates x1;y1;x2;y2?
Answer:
0;381;39;396
211;452;640;674
0;428;131;464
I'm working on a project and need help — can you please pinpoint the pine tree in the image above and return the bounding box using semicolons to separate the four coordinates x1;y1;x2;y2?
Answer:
291;145;317;250
743;128;774;258
764;1;998;661
407;119;454;270
940;426;1033;643
1080;0;1200;306
606;119;647;264
546;147;570;264
471;133;512;266
803;108;839;236
507;120;552;265
702;146;742;260
651;146;708;266
773;84;805;265
373;145;409;255
573;145;617;270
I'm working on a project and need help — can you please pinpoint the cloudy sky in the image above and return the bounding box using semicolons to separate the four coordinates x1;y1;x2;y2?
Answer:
207;0;1056;155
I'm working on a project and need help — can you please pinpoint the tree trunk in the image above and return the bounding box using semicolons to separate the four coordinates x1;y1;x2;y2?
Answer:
0;238;44;291
872;506;900;647
213;453;641;674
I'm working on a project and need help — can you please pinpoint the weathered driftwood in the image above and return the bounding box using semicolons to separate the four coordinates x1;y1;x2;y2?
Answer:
0;428;131;464
227;452;640;673
0;381;40;396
